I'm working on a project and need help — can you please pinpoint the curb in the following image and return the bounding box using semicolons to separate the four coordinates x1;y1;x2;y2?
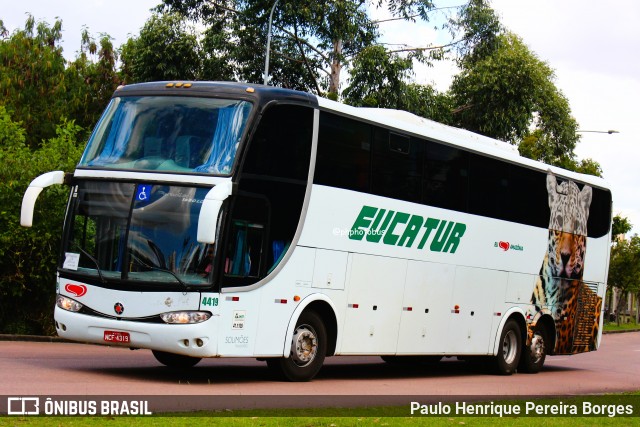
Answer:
0;334;69;343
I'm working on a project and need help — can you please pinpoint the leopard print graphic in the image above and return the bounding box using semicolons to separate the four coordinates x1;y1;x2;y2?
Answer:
530;171;601;354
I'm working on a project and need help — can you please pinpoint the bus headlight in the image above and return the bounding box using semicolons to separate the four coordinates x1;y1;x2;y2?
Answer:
56;295;83;312
160;311;211;324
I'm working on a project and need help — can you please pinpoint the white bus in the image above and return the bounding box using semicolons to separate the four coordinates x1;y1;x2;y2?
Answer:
21;82;612;381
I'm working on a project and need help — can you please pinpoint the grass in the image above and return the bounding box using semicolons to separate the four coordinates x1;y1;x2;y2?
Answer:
2;393;639;426
603;321;640;332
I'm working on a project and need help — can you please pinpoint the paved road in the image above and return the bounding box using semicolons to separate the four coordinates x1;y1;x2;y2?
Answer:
1;332;639;412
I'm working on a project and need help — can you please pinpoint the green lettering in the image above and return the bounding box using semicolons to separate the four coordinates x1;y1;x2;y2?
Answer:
443;223;466;253
417;218;440;249
430;221;454;252
397;215;424;247
349;205;377;241
367;209;394;243
383;212;410;245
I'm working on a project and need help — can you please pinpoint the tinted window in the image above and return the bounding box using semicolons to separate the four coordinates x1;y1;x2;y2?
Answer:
371;129;422;203
509;166;549;227
469;154;511;220
423;142;469;212
242;104;312;181
588;188;612;238
316;112;371;192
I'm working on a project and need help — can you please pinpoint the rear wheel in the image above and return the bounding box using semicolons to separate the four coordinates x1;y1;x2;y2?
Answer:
519;325;547;373
267;310;326;381
492;320;522;375
152;350;201;369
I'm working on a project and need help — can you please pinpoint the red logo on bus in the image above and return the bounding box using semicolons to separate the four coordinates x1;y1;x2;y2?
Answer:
498;241;510;251
65;284;87;297
114;303;124;315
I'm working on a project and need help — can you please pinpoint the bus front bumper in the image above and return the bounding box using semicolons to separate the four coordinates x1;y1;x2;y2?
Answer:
54;306;220;357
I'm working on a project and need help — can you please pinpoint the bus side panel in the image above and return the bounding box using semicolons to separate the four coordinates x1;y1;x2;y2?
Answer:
217;287;263;357
396;260;455;354
505;272;538;305
252;246;316;357
448;266;508;354
339;253;407;354
583;236;610;289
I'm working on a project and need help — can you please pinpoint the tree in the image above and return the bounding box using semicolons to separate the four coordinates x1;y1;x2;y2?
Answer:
608;234;640;325
342;45;413;108
0;16;119;145
159;0;438;96
0;16;68;146
0;106;84;334
612;214;633;240
450;32;575;145
65;29;121;130
120;13;203;83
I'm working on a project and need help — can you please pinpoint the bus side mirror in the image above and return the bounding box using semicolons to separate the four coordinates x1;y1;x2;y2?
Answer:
21;171;66;227
197;181;233;244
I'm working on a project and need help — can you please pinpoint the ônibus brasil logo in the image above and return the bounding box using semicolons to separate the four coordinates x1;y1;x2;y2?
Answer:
347;205;466;254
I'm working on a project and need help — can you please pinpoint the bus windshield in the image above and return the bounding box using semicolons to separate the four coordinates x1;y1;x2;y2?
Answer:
79;96;252;175
61;181;215;287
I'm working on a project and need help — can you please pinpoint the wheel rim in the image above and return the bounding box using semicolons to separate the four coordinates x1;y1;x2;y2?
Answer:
291;323;318;367
502;329;518;365
528;332;545;363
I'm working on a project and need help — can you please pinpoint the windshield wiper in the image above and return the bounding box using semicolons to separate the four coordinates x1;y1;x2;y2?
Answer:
129;254;190;291
75;246;106;283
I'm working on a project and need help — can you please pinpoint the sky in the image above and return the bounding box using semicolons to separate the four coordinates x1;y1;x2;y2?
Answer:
2;0;639;234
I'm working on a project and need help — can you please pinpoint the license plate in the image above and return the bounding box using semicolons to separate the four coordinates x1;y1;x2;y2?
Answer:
104;330;130;343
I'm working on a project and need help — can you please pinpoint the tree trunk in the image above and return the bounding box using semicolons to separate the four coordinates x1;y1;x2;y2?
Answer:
615;291;626;326
328;38;343;98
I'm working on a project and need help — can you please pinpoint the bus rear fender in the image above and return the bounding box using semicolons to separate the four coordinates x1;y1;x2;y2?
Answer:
281;294;338;358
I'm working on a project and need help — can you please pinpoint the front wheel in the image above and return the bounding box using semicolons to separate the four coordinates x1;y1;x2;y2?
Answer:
267;310;327;381
152;350;201;369
491;319;522;375
519;325;547;373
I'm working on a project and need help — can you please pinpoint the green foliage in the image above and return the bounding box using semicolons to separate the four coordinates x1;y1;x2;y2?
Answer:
612;215;633;239
449;30;598;173
608;234;640;324
0;16;118;145
0;106;84;334
451;0;502;64
158;0;438;95
66;30;121;129
120;13;203;83
342;45;413;108
0;16;68;146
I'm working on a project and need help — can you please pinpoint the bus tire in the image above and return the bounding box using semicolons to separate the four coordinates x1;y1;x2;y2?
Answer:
268;310;327;382
152;350;201;369
492;320;521;375
519;325;547;373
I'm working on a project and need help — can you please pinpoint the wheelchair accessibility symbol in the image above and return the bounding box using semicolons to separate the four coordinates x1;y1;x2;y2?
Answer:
136;184;152;203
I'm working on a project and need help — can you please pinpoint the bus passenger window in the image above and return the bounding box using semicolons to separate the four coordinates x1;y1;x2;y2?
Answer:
423;142;469;212
316;112;371;193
